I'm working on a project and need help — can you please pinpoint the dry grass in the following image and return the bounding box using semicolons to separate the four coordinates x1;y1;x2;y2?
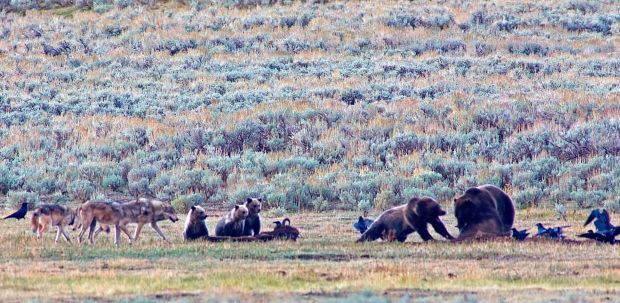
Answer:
0;208;618;302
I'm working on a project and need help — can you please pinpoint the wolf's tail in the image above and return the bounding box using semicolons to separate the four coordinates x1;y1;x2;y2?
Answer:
31;209;40;233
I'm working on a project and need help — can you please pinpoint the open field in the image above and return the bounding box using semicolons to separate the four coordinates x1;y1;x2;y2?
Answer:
0;208;619;302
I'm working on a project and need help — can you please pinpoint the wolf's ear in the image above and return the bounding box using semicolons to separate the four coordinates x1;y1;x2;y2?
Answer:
258;198;263;203
235;205;240;210
191;205;196;211
246;198;252;204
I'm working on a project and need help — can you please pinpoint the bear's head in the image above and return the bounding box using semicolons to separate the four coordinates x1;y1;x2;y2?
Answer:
233;204;249;221
190;205;207;221
407;196;447;221
245;198;262;216
453;188;485;230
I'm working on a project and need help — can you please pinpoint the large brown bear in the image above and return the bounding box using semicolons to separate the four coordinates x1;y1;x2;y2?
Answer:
453;184;515;240
357;196;454;242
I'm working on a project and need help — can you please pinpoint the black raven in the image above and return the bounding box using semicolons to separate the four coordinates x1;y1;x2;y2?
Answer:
3;202;28;220
584;209;614;232
353;216;374;234
581;209;620;244
511;228;529;241
578;228;620;244
272;218;292;229
535;223;568;239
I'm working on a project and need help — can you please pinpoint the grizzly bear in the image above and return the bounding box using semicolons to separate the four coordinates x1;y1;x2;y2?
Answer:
357;196;454;242
183;205;209;241
242;198;262;236
453;184;515;240
215;204;249;237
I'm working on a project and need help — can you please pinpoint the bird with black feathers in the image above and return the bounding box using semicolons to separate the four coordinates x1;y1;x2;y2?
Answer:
579;209;620;244
353;216;374;234
511;228;529;241
268;218;300;241
535;223;568;239
584;209;614;232
3;202;28;220
578;229;620;244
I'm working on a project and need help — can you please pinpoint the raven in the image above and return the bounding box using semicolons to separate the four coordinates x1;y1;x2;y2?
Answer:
353;216;374;234
535;223;568;239
581;209;620;244
3;202;28;220
511;228;529;241
272;218;291;229
578;229;620;244
584;209;614;232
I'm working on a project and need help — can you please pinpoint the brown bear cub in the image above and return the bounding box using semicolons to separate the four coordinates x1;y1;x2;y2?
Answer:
183;205;209;241
357;196;454;242
242;198;262;236
215;204;249;237
454;184;515;240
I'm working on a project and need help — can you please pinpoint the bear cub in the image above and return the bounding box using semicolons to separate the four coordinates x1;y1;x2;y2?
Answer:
242;198;262;236
183;205;209;241
215;204;249;237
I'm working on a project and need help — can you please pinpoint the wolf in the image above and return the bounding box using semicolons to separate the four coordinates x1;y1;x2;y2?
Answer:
30;204;76;243
86;198;179;243
76;200;142;246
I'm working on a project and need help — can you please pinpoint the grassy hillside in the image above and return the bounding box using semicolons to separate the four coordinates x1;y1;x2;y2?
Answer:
0;0;618;213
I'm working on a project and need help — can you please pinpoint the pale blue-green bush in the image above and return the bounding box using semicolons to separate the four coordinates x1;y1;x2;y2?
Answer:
0;1;618;212
7;190;39;207
0;165;21;195
67;179;95;202
171;193;206;214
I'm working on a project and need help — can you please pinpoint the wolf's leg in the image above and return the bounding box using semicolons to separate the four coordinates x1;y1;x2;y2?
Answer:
150;222;168;242
88;220;97;245
55;226;62;243
119;225;133;244
93;225;104;240
77;219;89;244
40;221;49;238
37;223;44;240
132;223;144;243
114;225;121;247
60;226;72;243
72;221;81;232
